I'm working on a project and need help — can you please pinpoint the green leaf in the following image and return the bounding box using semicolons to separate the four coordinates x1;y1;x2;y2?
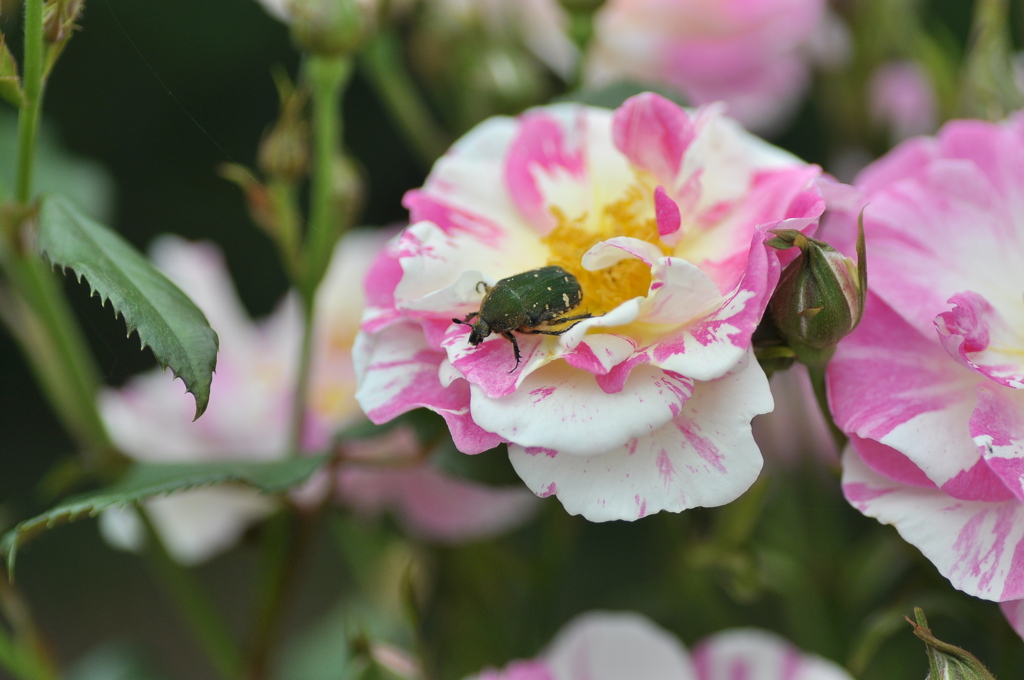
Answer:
1;455;328;578
37;194;219;418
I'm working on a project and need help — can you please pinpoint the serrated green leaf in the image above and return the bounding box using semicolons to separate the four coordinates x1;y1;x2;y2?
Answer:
1;455;328;578
37;194;219;418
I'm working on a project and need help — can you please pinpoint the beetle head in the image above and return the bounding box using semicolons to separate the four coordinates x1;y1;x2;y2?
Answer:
453;316;490;345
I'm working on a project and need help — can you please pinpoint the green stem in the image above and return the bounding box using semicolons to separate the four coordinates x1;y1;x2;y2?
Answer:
805;359;848;454
15;0;44;204
302;54;352;297
358;30;449;169
288;294;315;455
245;508;318;680
0;254;114;460
138;508;244;680
958;0;1023;120
0;579;59;680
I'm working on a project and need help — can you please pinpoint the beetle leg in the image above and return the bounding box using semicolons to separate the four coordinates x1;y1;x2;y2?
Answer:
475;281;490;294
503;331;522;372
522;317;589;336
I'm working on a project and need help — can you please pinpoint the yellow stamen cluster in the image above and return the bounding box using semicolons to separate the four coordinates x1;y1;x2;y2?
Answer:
544;185;671;316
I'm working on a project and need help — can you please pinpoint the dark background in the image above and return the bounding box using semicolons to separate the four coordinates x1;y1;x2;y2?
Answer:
1;1;1022;679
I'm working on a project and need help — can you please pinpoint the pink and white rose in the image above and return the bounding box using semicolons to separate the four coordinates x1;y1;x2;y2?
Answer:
464;612;853;680
585;0;833;134
824;114;1024;629
100;231;537;564
355;92;827;522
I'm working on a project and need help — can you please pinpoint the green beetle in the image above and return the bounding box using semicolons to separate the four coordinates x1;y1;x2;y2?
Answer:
453;266;593;371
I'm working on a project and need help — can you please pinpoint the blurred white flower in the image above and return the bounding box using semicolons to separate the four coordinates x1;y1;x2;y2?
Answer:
100;230;537;564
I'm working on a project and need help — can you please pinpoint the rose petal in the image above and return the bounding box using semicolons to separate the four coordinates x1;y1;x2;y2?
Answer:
843;446;1024;601
692;628;854;680
936;291;1024;389
476;362;696;459
509;353;771;521
828;293;987;490
545;612;697;680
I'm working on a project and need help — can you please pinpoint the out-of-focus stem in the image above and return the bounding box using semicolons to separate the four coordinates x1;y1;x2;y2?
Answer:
301;54;352;297
0;256;113;459
958;0;1024;120
359;29;449;169
0;577;59;680
138;509;244;680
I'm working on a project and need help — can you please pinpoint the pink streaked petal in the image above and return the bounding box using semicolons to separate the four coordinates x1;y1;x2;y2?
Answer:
393;222;530;312
851;436;935;489
843;446;1024;601
545;612;696;680
861;161;1024;336
649;279;760;383
973;383;1024;502
335;465;539;543
506;108;590;232
445;326;549;399
685;167;823;295
354;324;502;454
412;114;535;243
476;363;696;459
638;256;724;327
612;92;696;184
937;118;1024;211
363;238;403;313
561;334;638;377
1000;600;1024;641
404;190;507;245
508;354;771;521
582;236;665;270
655;186;682;238
692;629;854;680
854;136;938;196
937;291;1024;389
828;293;985;488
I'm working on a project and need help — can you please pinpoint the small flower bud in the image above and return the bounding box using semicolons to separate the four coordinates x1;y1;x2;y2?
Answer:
0;34;24;108
906;608;997;680
42;0;84;46
767;214;866;365
290;0;375;57
257;74;310;182
258;114;309;183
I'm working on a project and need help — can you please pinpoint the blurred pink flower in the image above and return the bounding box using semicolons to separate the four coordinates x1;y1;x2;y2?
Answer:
824;114;1024;628
355;93;827;521
585;0;835;134
100;231;537;564
465;612;853;680
868;60;938;143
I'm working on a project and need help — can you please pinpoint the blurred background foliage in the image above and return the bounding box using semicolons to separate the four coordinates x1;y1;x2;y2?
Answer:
2;0;1024;679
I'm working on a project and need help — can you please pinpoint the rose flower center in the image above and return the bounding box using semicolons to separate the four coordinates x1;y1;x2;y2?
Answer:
543;184;671;316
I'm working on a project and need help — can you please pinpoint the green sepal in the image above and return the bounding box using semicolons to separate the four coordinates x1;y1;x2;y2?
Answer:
37;194;219;419
0;33;24;108
1;455;328;579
